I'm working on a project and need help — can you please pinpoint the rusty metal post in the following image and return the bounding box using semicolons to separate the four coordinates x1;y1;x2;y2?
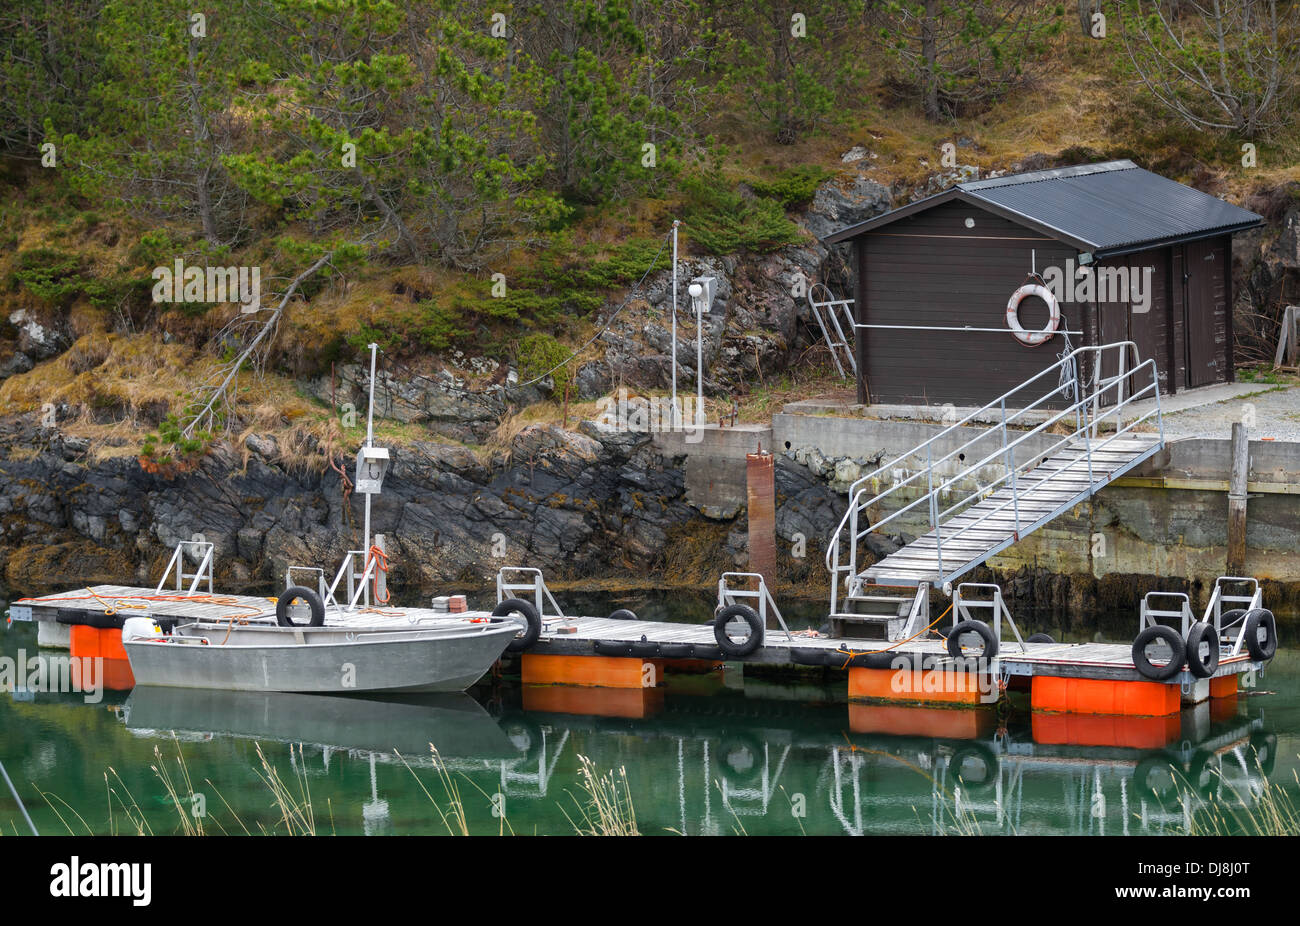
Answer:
1227;422;1248;575
747;445;777;617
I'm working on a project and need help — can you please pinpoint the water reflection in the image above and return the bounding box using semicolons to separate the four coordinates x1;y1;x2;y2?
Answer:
1;626;1289;836
106;682;1279;836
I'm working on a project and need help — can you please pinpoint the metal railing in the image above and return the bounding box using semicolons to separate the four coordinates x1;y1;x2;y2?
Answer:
324;549;379;611
155;540;214;596
717;572;792;641
1203;576;1263;657
1139;591;1196;638
496;567;566;622
807;283;857;378
953;582;1026;653
285;566;327;602
826;342;1165;601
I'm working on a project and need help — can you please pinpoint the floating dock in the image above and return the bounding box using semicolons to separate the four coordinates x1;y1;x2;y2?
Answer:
10;581;1264;715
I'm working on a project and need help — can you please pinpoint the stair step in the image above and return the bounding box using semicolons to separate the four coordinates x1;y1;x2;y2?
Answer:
828;612;904;624
838;426;1163;587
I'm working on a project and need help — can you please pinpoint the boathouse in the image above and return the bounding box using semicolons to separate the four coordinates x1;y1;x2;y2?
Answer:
822;160;1264;405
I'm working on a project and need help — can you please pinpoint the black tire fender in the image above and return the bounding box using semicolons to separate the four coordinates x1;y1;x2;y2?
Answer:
717;732;764;784
275;586;325;628
1131;625;1185;681
56;608;127;629
629;637;659;659
1026;632;1055;644
494;597;542;653
1241;609;1277;661
607;608;638;621
1184;621;1220;679
946;619;998;659
713;604;763;658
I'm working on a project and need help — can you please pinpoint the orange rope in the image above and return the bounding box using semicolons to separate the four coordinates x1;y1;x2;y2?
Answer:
368;545;391;605
833;604;954;669
18;592;269;622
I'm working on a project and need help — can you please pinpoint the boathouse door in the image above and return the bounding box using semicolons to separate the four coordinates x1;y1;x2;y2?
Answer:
1184;239;1225;387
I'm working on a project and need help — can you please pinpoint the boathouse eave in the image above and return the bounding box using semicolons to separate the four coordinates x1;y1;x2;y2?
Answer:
1088;219;1264;260
822;187;1097;252
822;159;1266;256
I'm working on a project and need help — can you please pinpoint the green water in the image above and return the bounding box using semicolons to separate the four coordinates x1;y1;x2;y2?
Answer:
1;596;1296;837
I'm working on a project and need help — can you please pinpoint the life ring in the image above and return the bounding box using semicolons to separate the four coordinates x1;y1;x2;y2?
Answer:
1005;282;1060;347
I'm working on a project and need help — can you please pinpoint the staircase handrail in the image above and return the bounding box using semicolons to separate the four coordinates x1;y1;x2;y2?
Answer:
825;342;1163;598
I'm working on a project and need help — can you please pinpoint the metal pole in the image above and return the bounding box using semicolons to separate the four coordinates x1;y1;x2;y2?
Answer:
671;221;679;428
362;342;377;607
0;759;38;835
696;293;704;425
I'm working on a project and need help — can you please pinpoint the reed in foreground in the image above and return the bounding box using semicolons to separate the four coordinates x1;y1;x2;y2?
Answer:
1180;768;1300;836
562;755;640;836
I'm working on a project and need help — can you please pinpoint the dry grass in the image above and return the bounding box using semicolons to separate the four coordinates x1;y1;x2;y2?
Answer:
1181;767;1300;836
0;331;207;420
253;742;317;835
562;755;640;836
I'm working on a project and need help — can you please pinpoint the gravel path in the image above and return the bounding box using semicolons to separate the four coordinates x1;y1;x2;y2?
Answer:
1156;384;1300;442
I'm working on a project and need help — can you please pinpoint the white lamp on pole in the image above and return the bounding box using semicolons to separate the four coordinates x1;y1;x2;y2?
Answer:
688;282;705;425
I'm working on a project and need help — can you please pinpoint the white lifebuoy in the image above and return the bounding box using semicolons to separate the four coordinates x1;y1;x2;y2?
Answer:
1005;283;1060;347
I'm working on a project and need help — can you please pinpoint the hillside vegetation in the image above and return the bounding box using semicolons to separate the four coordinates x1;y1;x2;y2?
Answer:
2;0;1299;465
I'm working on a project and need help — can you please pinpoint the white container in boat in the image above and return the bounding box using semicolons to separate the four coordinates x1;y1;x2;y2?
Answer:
122;616;163;642
430;596;450;612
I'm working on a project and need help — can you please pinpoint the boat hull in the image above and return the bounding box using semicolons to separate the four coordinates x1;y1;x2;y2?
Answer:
123;623;517;694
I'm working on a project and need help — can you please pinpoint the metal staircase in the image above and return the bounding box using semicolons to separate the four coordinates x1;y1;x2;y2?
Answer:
824;342;1165;639
808;283;857;378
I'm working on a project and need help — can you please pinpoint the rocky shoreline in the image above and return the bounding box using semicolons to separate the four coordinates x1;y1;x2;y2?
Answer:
7;412;1296;630
0;413;845;600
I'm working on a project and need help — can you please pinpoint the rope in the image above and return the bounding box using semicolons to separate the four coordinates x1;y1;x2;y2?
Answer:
19;592;269;623
368;545;391;605
833;604;953;668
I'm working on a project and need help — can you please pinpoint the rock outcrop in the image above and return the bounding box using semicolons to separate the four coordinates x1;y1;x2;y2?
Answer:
0;417;701;595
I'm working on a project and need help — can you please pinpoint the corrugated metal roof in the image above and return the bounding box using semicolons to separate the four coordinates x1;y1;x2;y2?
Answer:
823;160;1263;255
